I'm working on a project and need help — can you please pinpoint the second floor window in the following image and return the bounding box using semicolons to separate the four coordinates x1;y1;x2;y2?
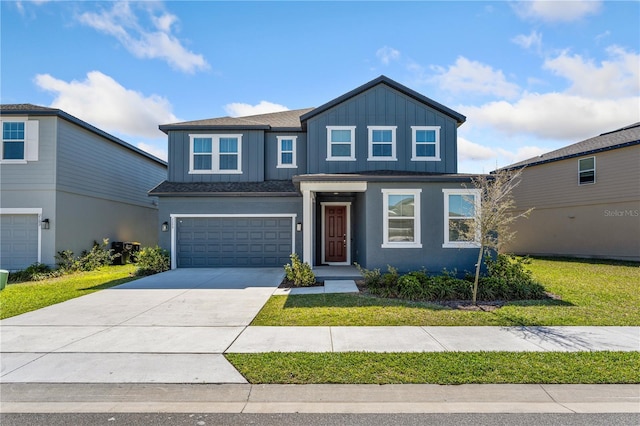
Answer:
578;157;595;185
189;134;242;174
368;126;397;161
326;126;356;161
2;121;25;160
277;136;297;168
411;126;440;161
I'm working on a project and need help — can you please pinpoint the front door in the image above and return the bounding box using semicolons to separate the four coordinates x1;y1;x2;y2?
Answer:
324;205;347;263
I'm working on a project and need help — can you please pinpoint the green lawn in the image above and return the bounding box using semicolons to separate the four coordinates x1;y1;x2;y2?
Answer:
252;258;640;326
0;265;138;319
226;351;640;384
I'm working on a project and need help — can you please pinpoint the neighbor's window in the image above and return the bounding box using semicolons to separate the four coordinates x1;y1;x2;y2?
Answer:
2;121;26;160
442;189;480;248
189;134;242;174
411;126;440;161
578;157;595;185
382;188;422;248
368;126;397;161
277;136;297;168
326;126;356;161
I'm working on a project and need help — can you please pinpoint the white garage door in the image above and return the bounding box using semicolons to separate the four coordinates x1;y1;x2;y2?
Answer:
0;214;39;270
176;216;293;267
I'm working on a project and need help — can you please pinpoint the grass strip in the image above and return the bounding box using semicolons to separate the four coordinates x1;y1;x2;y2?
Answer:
226;351;640;385
0;265;138;319
252;258;640;326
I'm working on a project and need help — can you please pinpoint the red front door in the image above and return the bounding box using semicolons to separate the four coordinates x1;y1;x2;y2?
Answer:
325;205;347;263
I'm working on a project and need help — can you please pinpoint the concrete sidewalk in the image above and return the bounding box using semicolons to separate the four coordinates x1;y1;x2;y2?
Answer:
229;326;640;353
1;383;638;414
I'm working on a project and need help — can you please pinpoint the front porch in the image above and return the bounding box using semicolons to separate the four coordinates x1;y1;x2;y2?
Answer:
312;265;363;281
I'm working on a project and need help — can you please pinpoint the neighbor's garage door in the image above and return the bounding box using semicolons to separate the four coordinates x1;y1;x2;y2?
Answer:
176;216;292;267
0;214;39;270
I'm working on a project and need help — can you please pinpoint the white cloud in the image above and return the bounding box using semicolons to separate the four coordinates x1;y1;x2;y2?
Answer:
430;56;521;99
137;142;167;162
497;145;549;164
513;0;602;22
34;71;178;139
376;46;401;65
77;1;208;73
512;30;543;51
458;137;496;161
224;101;289;117
543;46;640;98
461;92;639;140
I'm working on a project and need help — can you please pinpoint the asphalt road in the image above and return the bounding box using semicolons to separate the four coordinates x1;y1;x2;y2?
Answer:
2;413;639;426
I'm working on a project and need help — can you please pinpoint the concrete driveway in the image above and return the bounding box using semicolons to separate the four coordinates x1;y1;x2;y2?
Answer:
0;268;284;384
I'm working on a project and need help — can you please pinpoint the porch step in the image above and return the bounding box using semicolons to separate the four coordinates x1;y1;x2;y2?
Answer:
312;266;363;282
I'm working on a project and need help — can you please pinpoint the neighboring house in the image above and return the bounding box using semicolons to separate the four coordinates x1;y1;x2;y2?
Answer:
0;104;168;270
152;76;484;272
499;123;640;262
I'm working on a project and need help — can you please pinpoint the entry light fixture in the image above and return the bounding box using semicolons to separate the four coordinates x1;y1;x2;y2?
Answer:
41;218;50;230
161;221;169;232
296;222;302;232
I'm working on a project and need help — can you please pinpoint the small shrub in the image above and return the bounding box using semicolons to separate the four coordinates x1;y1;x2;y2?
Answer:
55;250;78;272
284;253;315;287
355;263;382;289
398;274;423;300
77;239;114;271
135;246;170;276
7;263;61;283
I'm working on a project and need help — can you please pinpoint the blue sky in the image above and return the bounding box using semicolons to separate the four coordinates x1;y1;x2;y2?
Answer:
2;0;639;173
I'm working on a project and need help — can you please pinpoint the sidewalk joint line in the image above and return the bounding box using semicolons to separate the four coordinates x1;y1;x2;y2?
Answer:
540;384;577;413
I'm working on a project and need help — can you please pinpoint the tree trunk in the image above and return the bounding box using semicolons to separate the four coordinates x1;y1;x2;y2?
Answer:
472;244;484;305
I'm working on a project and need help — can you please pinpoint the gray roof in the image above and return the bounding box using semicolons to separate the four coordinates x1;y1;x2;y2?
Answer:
500;122;640;170
0;103;167;166
159;108;315;133
300;75;466;125
148;180;299;196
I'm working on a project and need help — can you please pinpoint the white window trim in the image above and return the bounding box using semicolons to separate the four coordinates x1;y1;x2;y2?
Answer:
169;214;296;270
442;188;481;249
367;126;397;161
411;126;441;161
578;156;596;185
0;118;38;163
276;136;297;168
381;188;422;249
188;134;243;174
326;126;356;161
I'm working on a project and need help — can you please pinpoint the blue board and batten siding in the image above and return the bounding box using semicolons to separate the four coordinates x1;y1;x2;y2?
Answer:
265;132;307;181
168;130;265;182
306;84;458;174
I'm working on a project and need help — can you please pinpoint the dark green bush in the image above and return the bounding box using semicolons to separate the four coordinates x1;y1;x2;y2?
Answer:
135;246;170;276
7;263;61;283
359;254;545;302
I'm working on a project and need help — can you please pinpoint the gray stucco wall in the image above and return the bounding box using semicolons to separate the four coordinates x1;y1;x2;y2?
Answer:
361;181;479;274
306;84;459;175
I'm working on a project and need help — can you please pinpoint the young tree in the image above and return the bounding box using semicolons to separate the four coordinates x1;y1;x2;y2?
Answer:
463;167;533;304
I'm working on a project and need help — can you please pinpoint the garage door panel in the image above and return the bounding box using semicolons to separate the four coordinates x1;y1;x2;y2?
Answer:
176;216;292;268
0;214;39;270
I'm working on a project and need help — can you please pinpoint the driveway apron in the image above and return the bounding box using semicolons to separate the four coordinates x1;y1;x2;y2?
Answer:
0;268;284;384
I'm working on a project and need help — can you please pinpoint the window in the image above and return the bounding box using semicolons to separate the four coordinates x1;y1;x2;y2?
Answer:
411;126;440;161
382;189;422;248
2;121;25;160
277;136;297;168
578;157;595;185
368;126;396;161
189;134;242;174
326;126;356;161
442;189;480;248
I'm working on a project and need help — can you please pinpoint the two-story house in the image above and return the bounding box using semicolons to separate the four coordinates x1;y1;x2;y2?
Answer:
0;104;167;270
499;123;640;261
151;76;482;272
